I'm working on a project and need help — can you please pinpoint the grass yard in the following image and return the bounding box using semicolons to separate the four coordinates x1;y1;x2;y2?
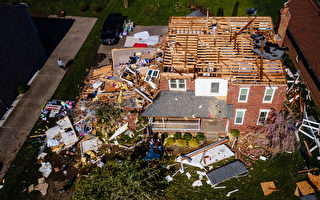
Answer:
0;119;58;199
166;152;320;199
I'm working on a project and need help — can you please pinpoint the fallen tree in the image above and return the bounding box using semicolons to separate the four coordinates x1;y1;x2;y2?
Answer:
235;110;297;163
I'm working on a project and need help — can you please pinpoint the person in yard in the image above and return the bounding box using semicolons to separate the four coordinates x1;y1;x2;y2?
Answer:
57;58;65;70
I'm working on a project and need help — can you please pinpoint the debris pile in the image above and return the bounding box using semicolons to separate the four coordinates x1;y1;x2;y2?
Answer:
79;48;163;110
45;116;79;152
41;100;75;120
176;138;234;169
251;33;288;60
234;110;296;164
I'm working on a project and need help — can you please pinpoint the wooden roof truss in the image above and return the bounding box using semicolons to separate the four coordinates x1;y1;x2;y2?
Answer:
162;16;287;85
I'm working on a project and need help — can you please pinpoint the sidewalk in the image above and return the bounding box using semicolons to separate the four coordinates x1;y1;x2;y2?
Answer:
0;16;97;179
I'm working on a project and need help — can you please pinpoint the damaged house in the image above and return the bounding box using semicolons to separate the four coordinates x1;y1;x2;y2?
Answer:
277;0;320;109
142;16;287;139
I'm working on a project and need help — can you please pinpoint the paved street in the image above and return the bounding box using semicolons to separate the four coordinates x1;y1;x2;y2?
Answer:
0;16;97;179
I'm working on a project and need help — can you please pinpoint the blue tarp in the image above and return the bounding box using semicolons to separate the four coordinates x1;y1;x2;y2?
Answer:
144;149;160;161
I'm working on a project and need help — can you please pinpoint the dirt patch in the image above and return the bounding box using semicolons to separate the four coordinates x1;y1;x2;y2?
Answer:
39;153;80;200
189;2;214;16
93;53;107;65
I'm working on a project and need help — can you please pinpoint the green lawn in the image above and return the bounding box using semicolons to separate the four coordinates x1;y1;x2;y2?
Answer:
166;152;320;199
0;119;57;199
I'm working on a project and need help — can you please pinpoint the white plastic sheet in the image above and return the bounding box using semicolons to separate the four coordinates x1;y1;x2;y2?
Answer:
47;139;60;147
192;180;203;187
109;123;128;141
39;162;52;178
134;31;150;39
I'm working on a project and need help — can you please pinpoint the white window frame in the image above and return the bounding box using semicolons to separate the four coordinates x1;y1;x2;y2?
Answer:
169;79;186;91
257;109;270;125
211;82;220;94
144;69;160;82
238;88;250;103
234;109;247;125
263;87;277;103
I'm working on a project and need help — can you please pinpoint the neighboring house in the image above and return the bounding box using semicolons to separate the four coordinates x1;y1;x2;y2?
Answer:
142;16;287;139
277;0;320;109
0;4;47;118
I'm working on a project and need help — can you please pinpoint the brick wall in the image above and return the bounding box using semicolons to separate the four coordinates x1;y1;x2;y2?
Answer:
160;78;194;91
283;35;320;109
277;7;290;46
227;85;287;132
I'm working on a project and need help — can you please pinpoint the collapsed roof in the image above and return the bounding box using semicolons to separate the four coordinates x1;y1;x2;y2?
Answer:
161;16;287;85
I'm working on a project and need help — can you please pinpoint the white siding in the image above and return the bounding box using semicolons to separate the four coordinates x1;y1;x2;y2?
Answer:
195;79;228;96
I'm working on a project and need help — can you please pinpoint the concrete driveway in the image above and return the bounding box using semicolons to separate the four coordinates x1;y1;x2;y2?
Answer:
97;25;168;66
0;16;97;179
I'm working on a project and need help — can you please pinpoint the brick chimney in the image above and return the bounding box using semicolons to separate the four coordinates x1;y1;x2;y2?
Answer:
277;6;290;46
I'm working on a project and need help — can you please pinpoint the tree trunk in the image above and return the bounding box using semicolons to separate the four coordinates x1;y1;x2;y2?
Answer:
123;0;128;8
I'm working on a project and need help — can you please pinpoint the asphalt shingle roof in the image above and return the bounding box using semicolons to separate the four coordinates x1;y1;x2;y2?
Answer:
206;161;248;186
142;91;233;118
0;5;46;117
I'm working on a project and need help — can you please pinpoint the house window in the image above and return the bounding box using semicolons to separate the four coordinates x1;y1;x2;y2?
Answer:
144;69;160;82
238;88;250;102
169;79;186;91
257;109;270;125
211;83;219;93
263;87;277;103
234;109;247;125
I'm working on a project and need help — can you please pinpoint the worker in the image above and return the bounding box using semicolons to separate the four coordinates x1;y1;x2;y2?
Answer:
57;58;65;70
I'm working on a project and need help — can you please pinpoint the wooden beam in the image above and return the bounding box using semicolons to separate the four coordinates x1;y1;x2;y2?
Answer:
162;16;286;85
304;141;312;157
299;92;302;122
260;40;264;79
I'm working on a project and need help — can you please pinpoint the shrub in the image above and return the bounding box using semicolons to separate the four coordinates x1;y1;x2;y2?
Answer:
165;138;175;147
137;115;144;121
189;138;199;147
183;132;192;141
174;132;182;140
161;132;168;139
17;85;29;94
176;139;187;147
196;132;205;142
91;4;102;13
230;129;240;138
79;2;89;12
